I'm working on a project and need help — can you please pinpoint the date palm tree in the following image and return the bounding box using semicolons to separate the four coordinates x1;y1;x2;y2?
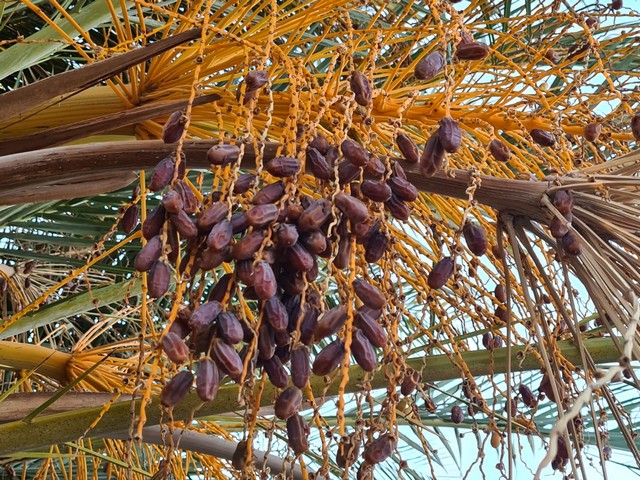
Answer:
0;0;638;478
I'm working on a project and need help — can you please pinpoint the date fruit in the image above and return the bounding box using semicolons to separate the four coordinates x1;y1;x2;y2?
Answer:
274;386;303;419
428;257;454;289
160;370;193;408
414;51;445;80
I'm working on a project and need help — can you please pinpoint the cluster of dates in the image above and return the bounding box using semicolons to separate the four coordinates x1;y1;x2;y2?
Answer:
133;103;423;461
548;190;582;256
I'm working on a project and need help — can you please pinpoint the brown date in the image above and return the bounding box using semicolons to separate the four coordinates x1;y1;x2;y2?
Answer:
142;205;166;240
489;139;511;162
290;346;310;388
351;329;376;372
161;189;183;214
265;296;289;332
421;131;445;177
217;311;244;345
494;284;507;303
354;308;386;348
263;355;289;388
401;369;421;396
266;157;301;178
518;384;537;408
363;434;396;465
166;223;179;264
353;279;385;310
274;386;303;420
553;190;574;215
297;199;332;232
252;181;285;205
230;212;249;234
309;134;331;155
211;338;243;381
196;202;228;233
258;323;276;361
455;41;490;61
245;204;279;228
385;193;410;221
550;214;571;238
336;433;361;468
562;231;583;256
387;176;418;202
174;180;197;214
148;261;171;298
149;156;175;192
462;221;488;256
162;111;185;144
134;235;163;272
276;223;299;248
207;144;240;165
169;210;197;239
253;262;277;300
206;219;232;252
312;340;345;376
307;148;333;180
414;50;445;80
245;70;269;92
161;331;190;364
231;440;249;471
451;405;464;424
428;257;454;289
335;193;369;224
208;273;234;302
438;117;462;153
198;248;227;272
232;231;266;260
160;370;193;408
286;414;310;454
301;230;327;255
364;230;389;263
350;71;372;107
196;358;220;402
169;308;191;339
298;305;319;345
233;173;256;194
287;242;315;272
396;133;420;163
361;180;392;203
333;235;351;270
337;160;361;184
314;305;348;340
365;155;385;178
530;129;556;147
341;139;369;167
584;123;602;142
121;204;139;233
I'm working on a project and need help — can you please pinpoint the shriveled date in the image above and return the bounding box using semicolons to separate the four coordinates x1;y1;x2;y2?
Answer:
266;157;301;178
312;340;345;376
160;370;193;408
428;257;454;289
455;41;490;61
462;221;488;256
353;279;385;309
274;386;303;420
207;144;240;165
414;51;445;80
350;71;372;107
287;414;310;454
363;434;396;465
196;358;220;402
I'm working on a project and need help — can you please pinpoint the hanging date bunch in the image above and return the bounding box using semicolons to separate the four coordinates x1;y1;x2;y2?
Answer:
138;67;420;470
